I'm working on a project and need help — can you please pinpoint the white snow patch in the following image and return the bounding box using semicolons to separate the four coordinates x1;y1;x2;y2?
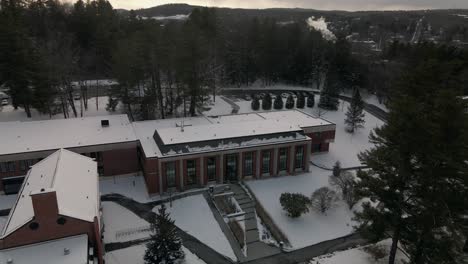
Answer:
100;174;159;203
153;194;237;261
202;96;234;116
102;201;150;244
307;16;336;41
247;168;355;249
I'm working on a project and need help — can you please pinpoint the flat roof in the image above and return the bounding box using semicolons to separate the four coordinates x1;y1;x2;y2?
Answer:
2;149;99;237
0;115;137;156
0;234;88;264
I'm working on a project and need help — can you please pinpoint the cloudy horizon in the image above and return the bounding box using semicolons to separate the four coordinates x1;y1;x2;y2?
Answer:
86;0;468;11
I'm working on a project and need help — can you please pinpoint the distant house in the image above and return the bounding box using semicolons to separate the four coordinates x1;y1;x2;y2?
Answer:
0;110;336;196
0;149;103;264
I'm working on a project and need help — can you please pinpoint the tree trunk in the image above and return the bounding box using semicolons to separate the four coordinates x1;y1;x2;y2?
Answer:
389;226;401;264
96;79;99;111
24;104;32;118
67;88;77;118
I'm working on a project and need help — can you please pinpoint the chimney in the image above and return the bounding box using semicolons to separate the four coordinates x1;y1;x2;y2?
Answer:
101;119;110;127
31;191;59;223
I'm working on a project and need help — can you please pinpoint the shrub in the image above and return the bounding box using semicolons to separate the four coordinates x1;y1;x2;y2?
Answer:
280;193;310;218
329;171;358;209
262;93;272;110
307;94;315;108
285;94;295;109
296;93;305;108
311;187;338;214
251;96;260;110
274;95;283;110
332;161;341;177
364;245;387;261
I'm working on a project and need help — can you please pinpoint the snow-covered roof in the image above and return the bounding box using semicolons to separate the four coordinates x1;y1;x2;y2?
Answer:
0;115;137;156
157;119;303;145
0;234;88;264
2;149;99;237
134;110;334;158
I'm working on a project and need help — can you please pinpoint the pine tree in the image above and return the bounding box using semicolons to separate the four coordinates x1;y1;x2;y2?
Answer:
285;94;295;109
251;96;260;110
344;88;365;133
145;204;184;264
273;94;283;110
262;93;272;110
332;161;341;177
296;93;305;108
307;94;315;108
318;81;339;110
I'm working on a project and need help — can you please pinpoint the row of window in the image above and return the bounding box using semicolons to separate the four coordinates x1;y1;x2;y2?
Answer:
163;146;305;188
0;159;38;173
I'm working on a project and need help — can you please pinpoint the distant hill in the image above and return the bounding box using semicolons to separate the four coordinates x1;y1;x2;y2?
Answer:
134;4;200;17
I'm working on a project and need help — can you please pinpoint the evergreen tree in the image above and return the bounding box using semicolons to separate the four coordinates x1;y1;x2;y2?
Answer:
332;161;341;177
318;82;339;110
273;94;283;110
296;93;305;108
285;94;295;109
145;204;184;264
251;96;260;110
344;88;365;133
262;93;272;110
307;94;315;108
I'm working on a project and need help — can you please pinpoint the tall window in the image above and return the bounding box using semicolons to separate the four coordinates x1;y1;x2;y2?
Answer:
262;151;271;174
295;146;304;169
206;157;216;182
278;148;288;172
166;162;176;188
19;160;35;171
2;162;16;173
244;152;253;176
186;160;197;185
0;162;7;173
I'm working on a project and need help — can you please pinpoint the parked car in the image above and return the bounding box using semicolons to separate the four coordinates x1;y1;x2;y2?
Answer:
73;93;81;100
244;95;252;101
281;93;289;98
1;99;8;106
259;93;266;99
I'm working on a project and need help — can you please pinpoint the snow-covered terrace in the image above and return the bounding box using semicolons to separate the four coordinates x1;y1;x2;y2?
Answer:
0;115;137;157
1;149;99;237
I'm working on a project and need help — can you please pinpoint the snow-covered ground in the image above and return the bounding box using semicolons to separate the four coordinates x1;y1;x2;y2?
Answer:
247;167;355;249
102;201;151;244
153;194;237;261
105;244;206;264
0;96;121;122
308;239;408;264
100;174;160;203
202;96;234;116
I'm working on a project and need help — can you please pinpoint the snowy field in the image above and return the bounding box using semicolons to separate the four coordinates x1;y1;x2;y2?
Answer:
153;194;237;261
202;96;234;116
247;167;355;249
100;174;160;203
105;244;206;264
0;96;121;122
308;239;408;264
102;201;151;244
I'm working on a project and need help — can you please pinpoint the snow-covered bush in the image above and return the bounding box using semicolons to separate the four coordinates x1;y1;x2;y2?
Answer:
279;193;310;218
296;93;305;108
310;187;338;214
251;96;260;110
274;95;283;110
329;171;358;209
332;161;341;177
285;94;295;109
262;93;272;110
307;94;315;108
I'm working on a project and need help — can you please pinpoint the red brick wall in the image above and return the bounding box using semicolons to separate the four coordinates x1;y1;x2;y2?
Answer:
0;160;35;191
102;148;139;176
93;217;104;264
307;130;335;153
143;158;159;195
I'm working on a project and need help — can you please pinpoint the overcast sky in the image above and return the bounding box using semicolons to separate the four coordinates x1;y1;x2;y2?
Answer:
103;0;468;11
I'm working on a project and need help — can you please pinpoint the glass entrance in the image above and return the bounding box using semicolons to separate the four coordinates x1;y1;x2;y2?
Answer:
225;154;238;182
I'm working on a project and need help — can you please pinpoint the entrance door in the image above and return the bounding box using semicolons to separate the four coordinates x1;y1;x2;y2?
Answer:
225;154;238;182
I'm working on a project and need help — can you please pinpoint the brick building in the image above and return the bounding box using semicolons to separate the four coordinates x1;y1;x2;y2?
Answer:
0;149;103;264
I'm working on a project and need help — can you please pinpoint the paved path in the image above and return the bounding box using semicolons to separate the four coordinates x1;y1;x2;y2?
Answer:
245;233;367;264
221;96;240;114
101;194;234;264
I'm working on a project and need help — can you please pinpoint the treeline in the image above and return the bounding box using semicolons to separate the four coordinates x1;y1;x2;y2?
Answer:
0;0;363;120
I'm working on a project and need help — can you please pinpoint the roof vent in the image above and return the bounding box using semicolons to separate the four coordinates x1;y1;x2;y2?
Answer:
64;248;70;255
6;259;13;264
101;120;110;127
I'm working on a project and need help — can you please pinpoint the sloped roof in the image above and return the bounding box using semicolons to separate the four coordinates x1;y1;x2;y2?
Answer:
1;149;99;237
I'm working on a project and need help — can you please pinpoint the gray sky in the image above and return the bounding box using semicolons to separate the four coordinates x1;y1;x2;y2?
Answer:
104;0;468;11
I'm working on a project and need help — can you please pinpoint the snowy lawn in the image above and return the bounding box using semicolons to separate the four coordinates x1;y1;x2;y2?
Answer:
308;239;408;264
0;194;18;210
105;244;206;264
202;96;234;116
100;174;160;203
153;194;237;261
247;167;355;249
102;201;151;244
0;96;121;122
